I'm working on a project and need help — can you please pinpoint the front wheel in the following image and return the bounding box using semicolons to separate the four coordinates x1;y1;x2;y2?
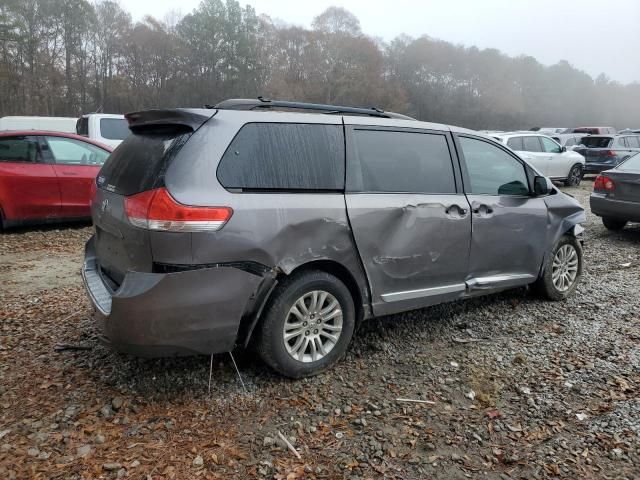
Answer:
564;164;583;187
257;270;355;378
533;235;583;301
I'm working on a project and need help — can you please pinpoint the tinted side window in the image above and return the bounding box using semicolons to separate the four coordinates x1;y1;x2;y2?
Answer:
76;118;88;136
625;136;640;148
459;137;529;196
100;118;130;140
0;136;43;163
522;136;543;152
506;137;524;151
349;129;455;193
218;123;344;191
565;138;576;147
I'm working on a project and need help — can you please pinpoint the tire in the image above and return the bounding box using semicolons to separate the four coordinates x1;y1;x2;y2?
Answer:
602;217;627;231
564;164;583;187
256;270;355;378
533;235;583;301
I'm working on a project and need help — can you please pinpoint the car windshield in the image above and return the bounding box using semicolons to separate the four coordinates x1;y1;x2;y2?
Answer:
100;118;130;140
581;136;613;148
617;153;640;172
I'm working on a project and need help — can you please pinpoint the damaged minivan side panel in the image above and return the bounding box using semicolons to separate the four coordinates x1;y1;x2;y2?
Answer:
541;189;586;272
164;111;372;320
343;124;471;316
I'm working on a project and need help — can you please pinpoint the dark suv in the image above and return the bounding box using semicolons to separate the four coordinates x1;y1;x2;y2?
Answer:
83;99;586;377
575;134;640;174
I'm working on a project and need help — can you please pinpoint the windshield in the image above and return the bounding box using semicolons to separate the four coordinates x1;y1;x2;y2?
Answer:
100;118;130;140
581;137;613;148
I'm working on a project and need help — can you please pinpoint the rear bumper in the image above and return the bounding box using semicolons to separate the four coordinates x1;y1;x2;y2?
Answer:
584;162;618;174
82;236;264;356
590;193;640;222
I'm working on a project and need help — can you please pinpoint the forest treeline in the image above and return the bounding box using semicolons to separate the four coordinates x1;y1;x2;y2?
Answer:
1;0;639;130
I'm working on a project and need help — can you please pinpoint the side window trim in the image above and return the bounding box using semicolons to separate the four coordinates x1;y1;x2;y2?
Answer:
345;125;462;194
452;133;532;196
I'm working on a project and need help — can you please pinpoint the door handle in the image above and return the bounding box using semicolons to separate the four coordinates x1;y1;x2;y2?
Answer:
62;172;79;176
445;205;469;217
472;205;494;215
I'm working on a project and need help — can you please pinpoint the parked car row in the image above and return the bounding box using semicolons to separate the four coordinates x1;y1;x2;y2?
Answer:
492;132;585;186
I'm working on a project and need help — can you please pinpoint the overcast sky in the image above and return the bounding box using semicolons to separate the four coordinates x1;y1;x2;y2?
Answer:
122;0;640;84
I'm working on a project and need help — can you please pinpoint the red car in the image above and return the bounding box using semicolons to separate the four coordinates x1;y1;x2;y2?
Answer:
0;131;112;228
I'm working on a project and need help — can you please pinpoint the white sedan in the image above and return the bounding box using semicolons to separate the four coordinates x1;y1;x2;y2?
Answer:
493;133;586;186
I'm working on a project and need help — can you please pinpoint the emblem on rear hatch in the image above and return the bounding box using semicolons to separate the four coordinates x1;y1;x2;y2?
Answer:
101;198;109;213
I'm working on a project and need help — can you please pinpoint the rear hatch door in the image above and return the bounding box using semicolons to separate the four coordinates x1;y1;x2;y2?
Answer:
92;109;215;286
575;136;617;165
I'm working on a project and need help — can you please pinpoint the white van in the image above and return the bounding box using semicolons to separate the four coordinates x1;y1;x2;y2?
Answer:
76;113;129;148
0;116;77;133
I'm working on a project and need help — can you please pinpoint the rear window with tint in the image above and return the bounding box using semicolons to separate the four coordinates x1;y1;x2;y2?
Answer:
581;137;613;148
97;129;191;195
618;153;640;171
349;129;455;193
217;123;344;191
100;118;130;140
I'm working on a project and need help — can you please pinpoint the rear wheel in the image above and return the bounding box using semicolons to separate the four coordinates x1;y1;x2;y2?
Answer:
533;235;582;301
257;270;355;378
602;217;627;231
564;164;583;187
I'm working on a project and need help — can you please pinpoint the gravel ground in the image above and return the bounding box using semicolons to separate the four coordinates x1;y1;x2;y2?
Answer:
0;181;638;480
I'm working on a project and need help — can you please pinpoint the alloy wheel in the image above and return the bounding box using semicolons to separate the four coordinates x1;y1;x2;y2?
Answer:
283;290;343;363
551;244;579;292
568;166;582;186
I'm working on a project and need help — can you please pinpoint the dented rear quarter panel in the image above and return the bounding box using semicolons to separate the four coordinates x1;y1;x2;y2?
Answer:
164;110;371;315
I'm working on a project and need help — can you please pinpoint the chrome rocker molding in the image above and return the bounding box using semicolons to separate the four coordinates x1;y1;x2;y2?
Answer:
381;273;537;302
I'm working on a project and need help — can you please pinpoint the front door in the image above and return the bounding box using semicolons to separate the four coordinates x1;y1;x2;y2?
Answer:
44;136;109;217
0;135;60;221
518;135;551;176
345;126;471;316
540;136;569;178
456;135;548;291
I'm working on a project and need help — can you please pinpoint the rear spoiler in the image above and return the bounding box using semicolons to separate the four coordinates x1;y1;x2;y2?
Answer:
124;109;216;132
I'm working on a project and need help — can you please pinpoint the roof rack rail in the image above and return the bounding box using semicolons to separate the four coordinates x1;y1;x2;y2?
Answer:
211;97;415;120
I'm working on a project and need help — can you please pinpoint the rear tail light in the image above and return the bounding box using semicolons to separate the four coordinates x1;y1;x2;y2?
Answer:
124;188;232;232
605;150;617;157
594;175;615;192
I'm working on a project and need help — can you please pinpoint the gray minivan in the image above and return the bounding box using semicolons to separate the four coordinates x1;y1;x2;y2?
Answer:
83;99;586;377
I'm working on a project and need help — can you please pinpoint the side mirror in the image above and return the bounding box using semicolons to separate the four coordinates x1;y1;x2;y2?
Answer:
534;175;553;196
561;146;567;153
